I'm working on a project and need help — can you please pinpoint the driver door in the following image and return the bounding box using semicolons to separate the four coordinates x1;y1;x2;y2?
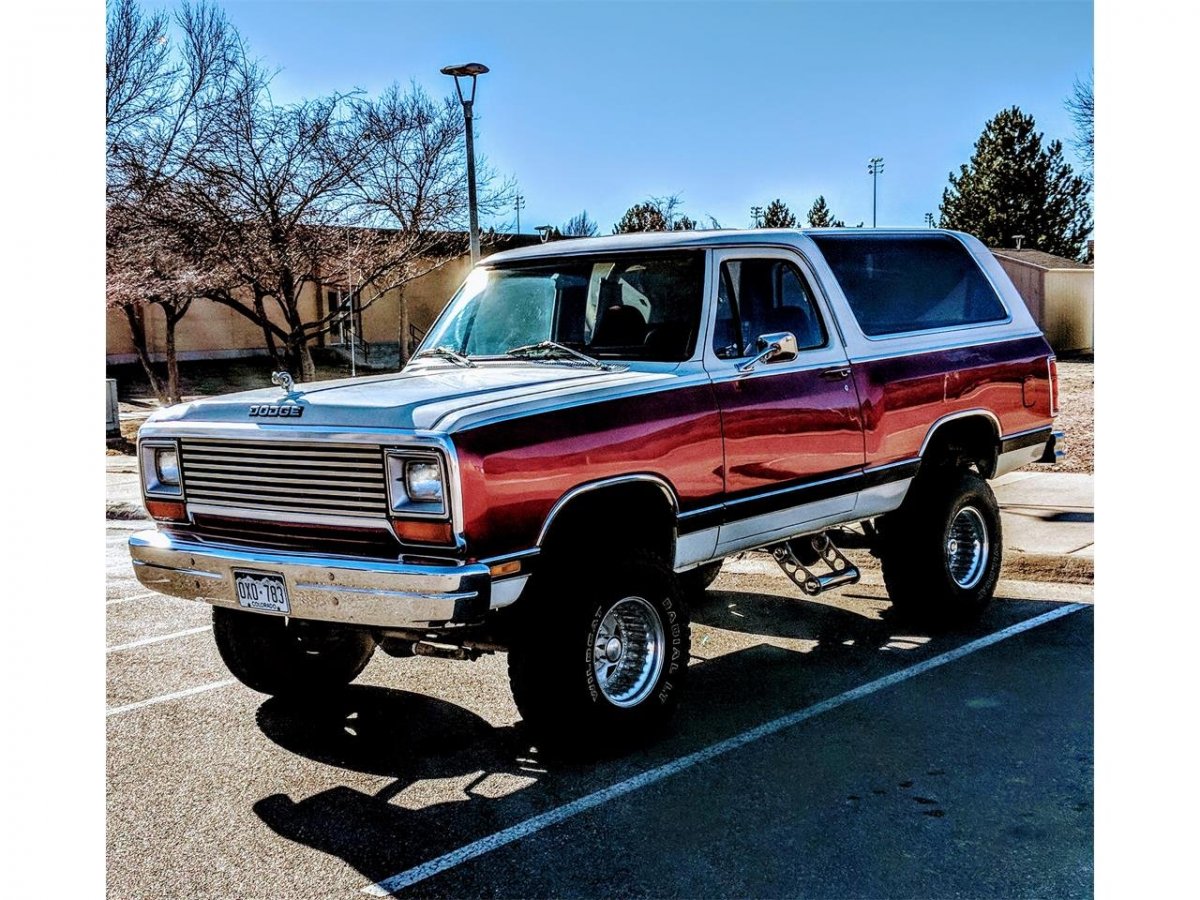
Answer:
705;247;865;550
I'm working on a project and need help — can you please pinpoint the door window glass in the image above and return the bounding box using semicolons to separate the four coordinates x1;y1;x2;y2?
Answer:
713;259;827;359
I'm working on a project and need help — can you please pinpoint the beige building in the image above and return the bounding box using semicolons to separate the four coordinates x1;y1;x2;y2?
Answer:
991;248;1094;353
106;233;541;365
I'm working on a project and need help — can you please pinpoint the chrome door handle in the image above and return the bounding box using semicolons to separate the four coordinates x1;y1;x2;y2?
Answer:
821;367;851;380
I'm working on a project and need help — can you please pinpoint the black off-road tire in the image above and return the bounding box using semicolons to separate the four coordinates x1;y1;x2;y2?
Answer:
507;552;690;754
212;607;376;697
878;469;1002;626
679;560;723;597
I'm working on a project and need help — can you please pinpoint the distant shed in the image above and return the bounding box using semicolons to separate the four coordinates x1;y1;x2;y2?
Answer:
991;248;1093;353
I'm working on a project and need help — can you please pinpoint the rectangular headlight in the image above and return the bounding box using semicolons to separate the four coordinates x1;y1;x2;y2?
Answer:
385;450;448;518
155;447;180;486
140;440;183;497
405;460;444;503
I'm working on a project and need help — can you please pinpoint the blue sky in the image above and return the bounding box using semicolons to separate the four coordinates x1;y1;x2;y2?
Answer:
174;0;1093;233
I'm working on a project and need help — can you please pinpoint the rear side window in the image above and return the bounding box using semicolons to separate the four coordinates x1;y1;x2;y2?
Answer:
810;234;1007;337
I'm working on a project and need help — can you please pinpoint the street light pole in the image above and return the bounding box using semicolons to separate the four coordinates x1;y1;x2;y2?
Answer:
868;157;885;227
441;62;489;265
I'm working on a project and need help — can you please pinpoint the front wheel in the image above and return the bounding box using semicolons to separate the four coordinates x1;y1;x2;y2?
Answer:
878;469;1002;626
212;607;376;697
679;560;722;597
507;553;690;753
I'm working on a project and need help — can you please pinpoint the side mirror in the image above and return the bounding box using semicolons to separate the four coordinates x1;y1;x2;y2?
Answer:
736;331;799;373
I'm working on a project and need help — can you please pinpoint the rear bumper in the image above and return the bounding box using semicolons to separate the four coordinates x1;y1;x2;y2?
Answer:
1038;430;1066;464
129;530;492;628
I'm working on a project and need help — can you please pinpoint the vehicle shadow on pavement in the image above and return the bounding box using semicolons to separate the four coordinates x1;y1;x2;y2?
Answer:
251;591;1078;894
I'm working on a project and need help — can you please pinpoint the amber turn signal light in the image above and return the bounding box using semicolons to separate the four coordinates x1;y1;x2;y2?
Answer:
391;518;454;545
145;499;187;522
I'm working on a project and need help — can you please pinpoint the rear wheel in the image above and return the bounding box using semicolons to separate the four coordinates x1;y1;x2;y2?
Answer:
878;469;1002;626
212;607;376;697
508;552;690;753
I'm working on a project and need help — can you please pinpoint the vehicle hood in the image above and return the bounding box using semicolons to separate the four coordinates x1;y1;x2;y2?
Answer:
143;361;681;434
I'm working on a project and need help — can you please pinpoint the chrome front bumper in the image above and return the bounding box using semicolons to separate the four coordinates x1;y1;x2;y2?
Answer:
128;530;493;628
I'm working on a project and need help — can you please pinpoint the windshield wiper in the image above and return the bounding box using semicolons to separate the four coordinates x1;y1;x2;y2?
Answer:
506;340;606;369
414;345;476;368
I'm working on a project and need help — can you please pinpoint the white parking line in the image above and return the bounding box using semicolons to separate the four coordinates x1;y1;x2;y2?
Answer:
106;678;237;718
106;625;212;653
106;592;159;606
362;602;1089;897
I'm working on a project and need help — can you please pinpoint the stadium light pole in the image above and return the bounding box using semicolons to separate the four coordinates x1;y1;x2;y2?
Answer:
868;157;885;227
441;62;489;264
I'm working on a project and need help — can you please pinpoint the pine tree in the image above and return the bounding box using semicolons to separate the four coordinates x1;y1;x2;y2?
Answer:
760;198;796;228
562;210;599;237
805;195;844;228
940;106;1092;258
613;202;668;233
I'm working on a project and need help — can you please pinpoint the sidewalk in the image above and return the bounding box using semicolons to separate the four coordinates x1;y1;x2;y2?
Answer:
993;470;1094;559
106;458;1094;575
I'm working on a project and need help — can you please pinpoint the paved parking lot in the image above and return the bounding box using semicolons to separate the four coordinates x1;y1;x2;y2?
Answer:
107;521;1092;898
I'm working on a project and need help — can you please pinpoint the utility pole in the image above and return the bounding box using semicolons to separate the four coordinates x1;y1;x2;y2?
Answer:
924;212;935;228
868;157;885;227
514;193;525;234
750;205;763;228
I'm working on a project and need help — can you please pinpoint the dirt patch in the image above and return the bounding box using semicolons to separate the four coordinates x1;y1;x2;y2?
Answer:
848;547;1091;585
1001;551;1093;585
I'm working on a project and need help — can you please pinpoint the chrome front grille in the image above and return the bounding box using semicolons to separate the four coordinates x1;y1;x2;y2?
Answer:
179;439;389;518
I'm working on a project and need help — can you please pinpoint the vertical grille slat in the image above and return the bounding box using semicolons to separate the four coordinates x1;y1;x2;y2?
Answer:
180;439;389;519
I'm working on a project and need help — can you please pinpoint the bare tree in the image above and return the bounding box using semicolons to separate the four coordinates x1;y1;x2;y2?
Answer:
343;83;513;364
170;76;513;377
1066;71;1094;180
562;210;599;238
106;0;175;156
107;196;235;403
107;0;244;402
109;2;516;383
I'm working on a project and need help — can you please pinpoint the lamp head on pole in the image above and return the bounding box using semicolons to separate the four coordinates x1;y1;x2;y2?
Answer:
441;62;489;105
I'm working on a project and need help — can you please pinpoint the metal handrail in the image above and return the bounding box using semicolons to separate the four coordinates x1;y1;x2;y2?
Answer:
407;322;427;357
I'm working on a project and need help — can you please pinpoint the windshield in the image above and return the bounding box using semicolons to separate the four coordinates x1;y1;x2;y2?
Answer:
422;251;706;362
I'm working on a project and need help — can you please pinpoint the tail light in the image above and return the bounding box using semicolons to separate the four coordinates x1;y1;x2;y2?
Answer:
1048;357;1060;416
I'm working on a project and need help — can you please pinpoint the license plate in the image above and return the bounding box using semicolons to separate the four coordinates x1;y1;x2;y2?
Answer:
233;570;290;614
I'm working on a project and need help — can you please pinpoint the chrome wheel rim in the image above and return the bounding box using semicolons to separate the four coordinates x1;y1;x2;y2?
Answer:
947;506;989;590
592;596;665;708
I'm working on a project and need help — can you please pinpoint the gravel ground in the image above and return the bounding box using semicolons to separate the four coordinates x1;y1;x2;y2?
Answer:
1024;357;1093;474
